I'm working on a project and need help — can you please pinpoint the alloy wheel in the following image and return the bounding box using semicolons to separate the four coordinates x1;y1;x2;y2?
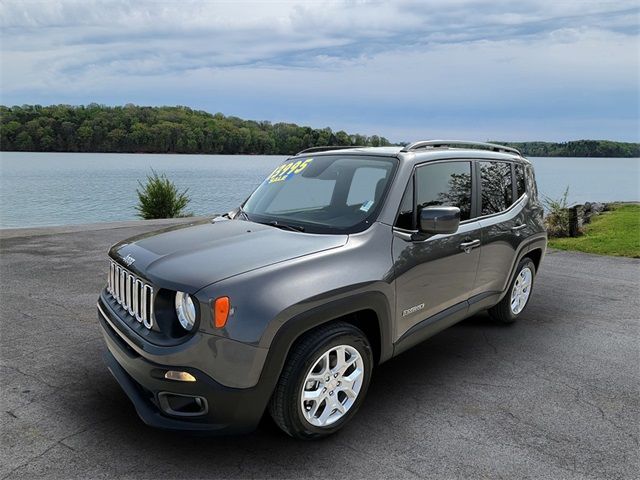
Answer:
300;345;364;427
510;267;533;314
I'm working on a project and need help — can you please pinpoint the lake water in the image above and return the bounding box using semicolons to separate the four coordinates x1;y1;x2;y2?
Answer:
0;152;638;229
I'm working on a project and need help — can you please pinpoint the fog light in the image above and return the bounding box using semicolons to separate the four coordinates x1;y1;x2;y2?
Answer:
164;370;196;382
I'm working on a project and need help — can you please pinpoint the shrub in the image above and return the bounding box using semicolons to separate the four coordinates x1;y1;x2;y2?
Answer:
136;170;191;219
543;186;570;237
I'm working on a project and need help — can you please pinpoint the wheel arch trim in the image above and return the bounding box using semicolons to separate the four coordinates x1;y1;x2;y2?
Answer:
497;234;547;303
253;291;393;407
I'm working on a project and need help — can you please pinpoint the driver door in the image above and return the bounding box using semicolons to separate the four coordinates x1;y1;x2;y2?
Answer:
392;160;481;342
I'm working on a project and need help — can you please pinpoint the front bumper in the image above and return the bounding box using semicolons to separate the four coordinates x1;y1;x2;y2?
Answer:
98;301;271;433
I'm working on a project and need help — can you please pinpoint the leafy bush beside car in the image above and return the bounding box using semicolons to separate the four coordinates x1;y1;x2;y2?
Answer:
543;186;570;237
136;170;191;219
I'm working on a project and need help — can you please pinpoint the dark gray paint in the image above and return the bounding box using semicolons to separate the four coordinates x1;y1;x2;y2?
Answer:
197;221;396;347
110;219;347;294
392;219;482;341
103;145;547;412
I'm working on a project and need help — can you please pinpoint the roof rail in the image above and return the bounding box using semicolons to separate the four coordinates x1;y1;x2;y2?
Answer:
295;146;363;156
400;140;521;156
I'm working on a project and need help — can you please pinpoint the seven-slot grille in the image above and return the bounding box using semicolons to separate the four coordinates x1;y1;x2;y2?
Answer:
107;261;154;329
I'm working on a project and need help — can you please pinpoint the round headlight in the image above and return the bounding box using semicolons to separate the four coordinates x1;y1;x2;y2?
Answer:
175;291;197;331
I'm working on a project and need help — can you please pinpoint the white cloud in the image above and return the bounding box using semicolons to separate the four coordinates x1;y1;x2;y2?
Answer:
1;0;638;140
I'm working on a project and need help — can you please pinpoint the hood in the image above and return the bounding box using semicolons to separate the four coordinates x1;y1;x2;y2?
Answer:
110;219;348;293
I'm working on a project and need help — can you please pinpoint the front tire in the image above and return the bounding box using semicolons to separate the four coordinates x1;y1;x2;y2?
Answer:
268;322;373;439
489;257;536;324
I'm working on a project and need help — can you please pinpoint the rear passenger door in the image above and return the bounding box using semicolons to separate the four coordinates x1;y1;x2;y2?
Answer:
392;160;482;341
473;161;528;296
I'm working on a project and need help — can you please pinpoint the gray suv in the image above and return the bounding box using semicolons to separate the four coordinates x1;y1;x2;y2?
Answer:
98;140;547;439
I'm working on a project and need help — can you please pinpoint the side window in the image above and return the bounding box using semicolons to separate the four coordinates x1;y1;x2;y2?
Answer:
347;167;388;206
395;179;414;230
515;164;526;198
415;161;472;221
480;161;513;215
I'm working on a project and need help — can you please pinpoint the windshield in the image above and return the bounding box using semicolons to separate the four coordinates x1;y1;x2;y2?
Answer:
243;155;397;233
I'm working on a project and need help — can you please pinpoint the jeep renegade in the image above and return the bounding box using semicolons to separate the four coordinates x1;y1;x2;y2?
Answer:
98;140;547;439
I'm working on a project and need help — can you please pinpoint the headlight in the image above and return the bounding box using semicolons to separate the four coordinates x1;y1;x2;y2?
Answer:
175;291;197;331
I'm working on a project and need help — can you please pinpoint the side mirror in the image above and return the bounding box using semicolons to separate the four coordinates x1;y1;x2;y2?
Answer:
419;206;460;234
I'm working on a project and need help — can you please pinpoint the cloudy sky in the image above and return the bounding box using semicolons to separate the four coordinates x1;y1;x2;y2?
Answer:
1;0;638;142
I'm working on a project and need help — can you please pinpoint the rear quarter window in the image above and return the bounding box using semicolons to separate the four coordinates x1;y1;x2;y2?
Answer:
525;165;539;201
515;164;526;198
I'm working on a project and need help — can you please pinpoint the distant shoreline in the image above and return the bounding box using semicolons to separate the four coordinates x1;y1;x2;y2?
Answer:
1;151;639;159
2;104;639;158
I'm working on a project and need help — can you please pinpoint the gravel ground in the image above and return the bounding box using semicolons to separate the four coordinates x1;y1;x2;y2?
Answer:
1;219;638;479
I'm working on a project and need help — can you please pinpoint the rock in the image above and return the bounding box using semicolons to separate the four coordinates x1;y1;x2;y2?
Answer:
581;202;605;225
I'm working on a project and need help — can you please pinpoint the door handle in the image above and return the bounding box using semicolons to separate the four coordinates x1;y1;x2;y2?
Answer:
511;224;527;236
459;239;480;253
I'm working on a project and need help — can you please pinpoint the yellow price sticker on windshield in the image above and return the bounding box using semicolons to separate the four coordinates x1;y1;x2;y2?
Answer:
267;158;313;183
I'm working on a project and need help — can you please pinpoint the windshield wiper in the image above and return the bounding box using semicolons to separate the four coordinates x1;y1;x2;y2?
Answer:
223;206;250;220
265;221;305;232
238;206;250;221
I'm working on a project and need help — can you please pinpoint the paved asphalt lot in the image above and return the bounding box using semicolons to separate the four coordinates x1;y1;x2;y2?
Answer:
1;219;638;479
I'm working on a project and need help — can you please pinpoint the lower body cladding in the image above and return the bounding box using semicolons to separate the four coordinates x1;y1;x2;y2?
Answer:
98;302;274;434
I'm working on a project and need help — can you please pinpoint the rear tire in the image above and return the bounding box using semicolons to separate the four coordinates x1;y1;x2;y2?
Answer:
268;322;373;439
489;257;536;324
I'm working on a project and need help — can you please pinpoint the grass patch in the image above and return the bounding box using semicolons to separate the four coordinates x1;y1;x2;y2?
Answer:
548;203;640;258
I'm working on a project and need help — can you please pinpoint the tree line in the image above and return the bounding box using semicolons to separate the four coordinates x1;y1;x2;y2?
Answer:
1;104;638;157
491;140;640;158
0;104;391;155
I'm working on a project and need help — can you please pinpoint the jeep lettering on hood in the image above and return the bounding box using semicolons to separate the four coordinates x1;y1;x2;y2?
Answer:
109;219;347;293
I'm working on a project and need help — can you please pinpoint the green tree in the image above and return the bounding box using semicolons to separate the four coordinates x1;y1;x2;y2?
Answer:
14;131;34;150
0;120;20;148
76;125;93;150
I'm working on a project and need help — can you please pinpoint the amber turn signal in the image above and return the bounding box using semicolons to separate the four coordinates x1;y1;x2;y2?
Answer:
213;296;230;328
